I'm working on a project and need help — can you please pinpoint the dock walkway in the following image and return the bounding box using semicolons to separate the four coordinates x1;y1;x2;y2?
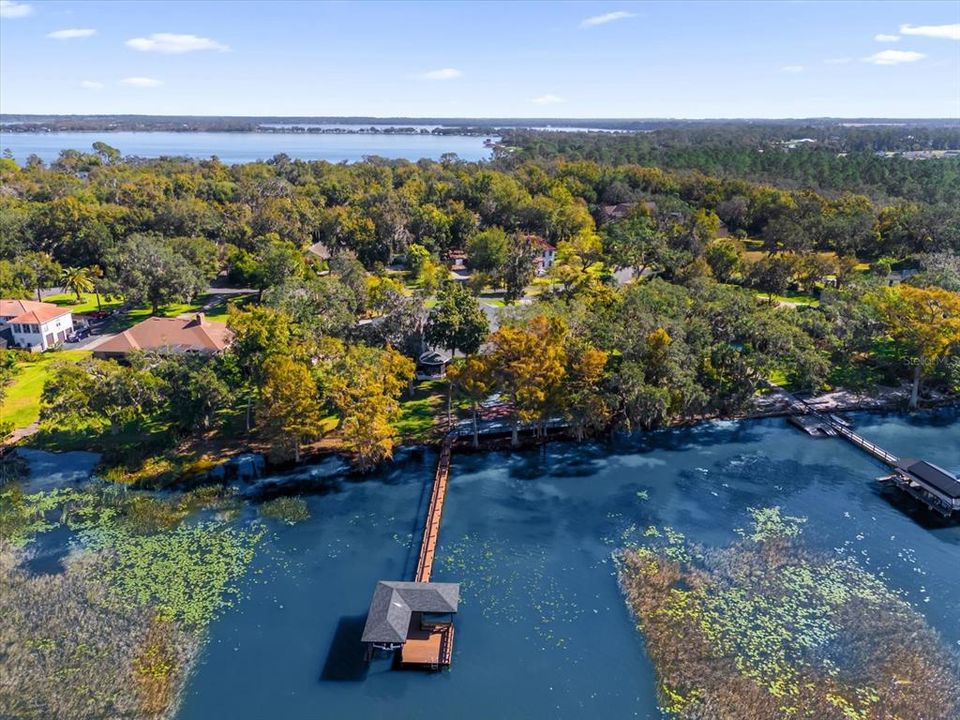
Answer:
415;437;452;583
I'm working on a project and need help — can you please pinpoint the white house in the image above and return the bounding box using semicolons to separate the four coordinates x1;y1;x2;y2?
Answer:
530;236;557;273
0;299;74;352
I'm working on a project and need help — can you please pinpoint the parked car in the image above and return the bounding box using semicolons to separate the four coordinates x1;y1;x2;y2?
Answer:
67;326;92;342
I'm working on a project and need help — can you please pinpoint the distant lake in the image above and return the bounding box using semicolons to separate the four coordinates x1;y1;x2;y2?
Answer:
0;130;495;164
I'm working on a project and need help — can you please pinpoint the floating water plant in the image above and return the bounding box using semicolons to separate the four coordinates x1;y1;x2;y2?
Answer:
258;496;311;525
618;507;960;719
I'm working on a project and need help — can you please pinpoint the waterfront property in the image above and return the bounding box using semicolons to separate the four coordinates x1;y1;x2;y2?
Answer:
92;313;232;358
781;385;959;516
362;438;457;669
0;299;74;352
361;581;458;668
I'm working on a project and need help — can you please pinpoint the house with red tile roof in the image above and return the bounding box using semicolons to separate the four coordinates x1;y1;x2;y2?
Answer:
0;299;74;351
92;314;233;359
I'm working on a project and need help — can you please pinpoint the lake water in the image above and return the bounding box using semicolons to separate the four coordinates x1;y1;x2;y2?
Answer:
159;410;958;720
0;131;494;165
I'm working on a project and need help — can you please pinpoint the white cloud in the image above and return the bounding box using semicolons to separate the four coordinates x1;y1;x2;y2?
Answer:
120;76;164;87
420;68;462;81
874;34;900;42
0;0;32;18
863;49;926;65
125;33;229;54
824;57;853;64
580;11;636;28
530;94;565;105
47;28;97;40
80;80;104;90
899;23;960;41
781;65;804;73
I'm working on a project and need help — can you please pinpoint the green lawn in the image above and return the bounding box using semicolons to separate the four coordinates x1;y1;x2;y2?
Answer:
751;289;820;307
100;293;243;333
2;350;92;429
395;379;448;441
46;292;123;315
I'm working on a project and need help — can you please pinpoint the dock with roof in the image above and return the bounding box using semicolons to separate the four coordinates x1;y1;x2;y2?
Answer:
361;437;458;670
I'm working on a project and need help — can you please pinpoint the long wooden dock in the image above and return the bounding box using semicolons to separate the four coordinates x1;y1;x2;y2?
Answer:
415;437;452;583
776;383;958;516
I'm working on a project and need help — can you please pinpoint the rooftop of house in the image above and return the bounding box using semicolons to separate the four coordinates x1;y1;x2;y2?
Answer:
525;235;556;251
361;581;460;644
0;299;72;326
94;314;233;355
307;241;332;260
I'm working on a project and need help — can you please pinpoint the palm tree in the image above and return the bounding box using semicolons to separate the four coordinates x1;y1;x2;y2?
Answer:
61;266;95;302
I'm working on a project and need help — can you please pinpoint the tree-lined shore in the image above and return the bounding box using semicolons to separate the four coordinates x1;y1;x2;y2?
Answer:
1;127;958;486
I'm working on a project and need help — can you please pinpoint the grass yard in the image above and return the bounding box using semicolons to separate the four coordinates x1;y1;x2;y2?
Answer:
46;292;124;315
1;350;92;429
99;292;248;333
752;289;821;307
395;379;449;442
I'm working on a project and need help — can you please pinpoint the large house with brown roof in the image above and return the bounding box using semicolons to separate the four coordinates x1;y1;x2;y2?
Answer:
93;314;233;359
0;299;74;351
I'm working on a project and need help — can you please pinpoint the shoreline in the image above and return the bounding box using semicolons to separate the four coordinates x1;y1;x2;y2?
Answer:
8;386;957;488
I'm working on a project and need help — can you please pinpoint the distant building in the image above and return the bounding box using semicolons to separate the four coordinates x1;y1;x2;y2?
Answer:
0;299;74;351
306;241;332;261
598;201;658;224
93;314;233;359
529;236;556;272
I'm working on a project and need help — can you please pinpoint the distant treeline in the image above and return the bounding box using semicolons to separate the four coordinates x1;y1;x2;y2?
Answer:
3;115;959;139
499;126;960;204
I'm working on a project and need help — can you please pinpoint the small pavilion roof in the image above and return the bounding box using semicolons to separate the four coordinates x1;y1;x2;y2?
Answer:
361;581;459;644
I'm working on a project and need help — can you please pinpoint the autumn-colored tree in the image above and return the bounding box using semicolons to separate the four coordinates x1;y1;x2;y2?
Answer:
562;343;610;441
326;345;414;471
257;355;326;462
487;316;567;446
447;355;493;447
870;285;960;408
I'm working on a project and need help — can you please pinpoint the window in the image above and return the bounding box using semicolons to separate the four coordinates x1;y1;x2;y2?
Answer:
31;324;39;333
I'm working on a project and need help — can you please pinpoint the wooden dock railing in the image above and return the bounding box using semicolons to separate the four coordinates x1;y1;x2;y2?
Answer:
831;424;899;466
415;438;453;583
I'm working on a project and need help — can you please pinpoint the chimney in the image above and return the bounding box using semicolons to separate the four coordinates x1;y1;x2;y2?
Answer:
191;313;205;326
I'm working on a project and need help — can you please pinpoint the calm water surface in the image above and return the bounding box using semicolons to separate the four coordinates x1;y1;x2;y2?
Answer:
170;410;959;720
0;131;493;164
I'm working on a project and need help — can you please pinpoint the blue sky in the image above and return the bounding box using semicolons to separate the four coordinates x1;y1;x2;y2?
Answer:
1;0;958;118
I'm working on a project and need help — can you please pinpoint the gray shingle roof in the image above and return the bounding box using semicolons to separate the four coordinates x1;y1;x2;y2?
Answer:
898;459;960;500
361;581;459;644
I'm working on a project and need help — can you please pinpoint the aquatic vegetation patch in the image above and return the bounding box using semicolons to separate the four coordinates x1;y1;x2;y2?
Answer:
439;533;585;649
0;546;198;720
86;521;264;628
258;496;311;524
618;506;960;719
0;484;264;719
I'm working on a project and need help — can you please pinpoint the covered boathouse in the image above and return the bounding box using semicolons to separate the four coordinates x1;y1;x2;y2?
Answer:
361;581;459;669
887;459;960;517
